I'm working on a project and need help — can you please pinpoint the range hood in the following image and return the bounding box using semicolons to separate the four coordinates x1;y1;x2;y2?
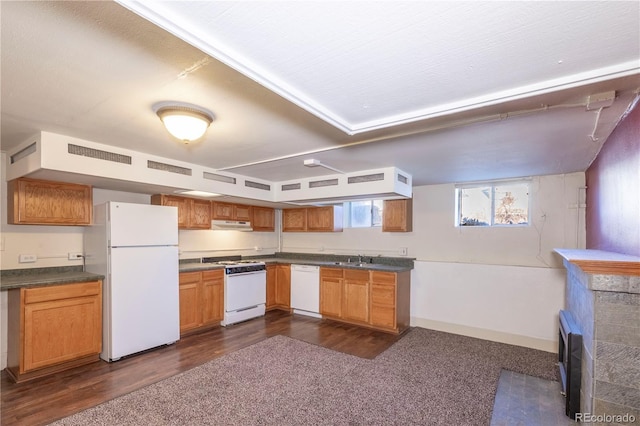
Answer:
211;219;253;231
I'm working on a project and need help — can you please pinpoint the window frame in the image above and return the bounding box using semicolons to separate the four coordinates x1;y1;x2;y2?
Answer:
343;199;383;228
455;179;531;227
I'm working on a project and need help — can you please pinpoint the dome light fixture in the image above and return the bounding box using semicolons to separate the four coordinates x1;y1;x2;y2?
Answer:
154;102;214;144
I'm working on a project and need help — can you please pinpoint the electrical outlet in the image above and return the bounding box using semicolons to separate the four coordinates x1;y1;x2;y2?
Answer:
19;254;37;263
68;252;83;260
0;236;4;251
399;247;408;256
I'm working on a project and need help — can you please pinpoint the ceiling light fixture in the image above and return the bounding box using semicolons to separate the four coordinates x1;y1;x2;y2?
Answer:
154;102;214;144
303;158;345;174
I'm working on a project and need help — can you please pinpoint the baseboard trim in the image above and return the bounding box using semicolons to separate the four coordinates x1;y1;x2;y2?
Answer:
410;317;557;353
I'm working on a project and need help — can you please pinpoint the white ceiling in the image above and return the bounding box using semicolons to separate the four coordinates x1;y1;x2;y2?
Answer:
1;1;639;192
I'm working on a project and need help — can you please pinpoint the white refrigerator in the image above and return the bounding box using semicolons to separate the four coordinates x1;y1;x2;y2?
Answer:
84;202;180;362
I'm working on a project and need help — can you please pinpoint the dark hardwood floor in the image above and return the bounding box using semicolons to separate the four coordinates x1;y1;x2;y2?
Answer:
1;310;403;426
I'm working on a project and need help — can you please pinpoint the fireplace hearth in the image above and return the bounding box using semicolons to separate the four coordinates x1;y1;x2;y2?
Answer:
558;310;582;419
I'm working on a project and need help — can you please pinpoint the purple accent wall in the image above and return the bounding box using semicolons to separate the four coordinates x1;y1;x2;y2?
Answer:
585;98;640;256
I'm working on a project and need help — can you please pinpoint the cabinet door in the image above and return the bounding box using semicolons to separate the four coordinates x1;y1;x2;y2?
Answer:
320;268;344;318
201;270;224;324
282;208;307;232
252;206;275;232
382;199;412;232
190;199;212;229
179;272;201;333
275;265;291;307
266;265;277;309
307;207;333;231
343;270;369;323
234;204;252;221
152;195;190;229
8;178;92;225
212;202;234;220
22;282;101;372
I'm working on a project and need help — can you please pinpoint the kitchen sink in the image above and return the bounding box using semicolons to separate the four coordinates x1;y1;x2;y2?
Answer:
333;262;368;267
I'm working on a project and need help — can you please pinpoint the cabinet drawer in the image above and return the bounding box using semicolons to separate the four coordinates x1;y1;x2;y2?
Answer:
179;272;201;285
344;269;369;281
370;271;396;285
371;283;396;306
321;268;344;279
202;269;223;281
24;281;101;304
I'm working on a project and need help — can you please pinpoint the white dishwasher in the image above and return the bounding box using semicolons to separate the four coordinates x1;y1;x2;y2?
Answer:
290;264;321;318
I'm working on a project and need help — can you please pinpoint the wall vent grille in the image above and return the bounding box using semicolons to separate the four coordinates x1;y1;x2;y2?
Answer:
147;160;192;176
10;142;37;164
68;144;132;164
203;172;236;184
309;178;339;188
397;173;408;184
282;183;301;191
245;180;270;191
348;173;384;184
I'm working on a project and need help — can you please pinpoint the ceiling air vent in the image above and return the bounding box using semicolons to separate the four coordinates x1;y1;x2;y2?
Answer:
245;180;270;191
68;143;132;164
309;178;339;188
10;142;37;164
348;173;384;184
397;173;408;184
203;171;236;184
282;183;301;191
147;160;192;175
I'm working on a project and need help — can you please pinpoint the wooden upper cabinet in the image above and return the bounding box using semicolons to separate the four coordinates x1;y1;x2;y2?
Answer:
307;206;343;232
234;204;252;221
150;194;190;228
212;202;252;222
382;199;413;232
7;177;92;225
190;199;212;229
251;206;275;232
211;202;234;220
282;208;307;232
283;206;342;232
151;195;211;230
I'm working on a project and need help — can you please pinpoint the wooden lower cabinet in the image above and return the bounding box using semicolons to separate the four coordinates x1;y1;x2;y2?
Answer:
343;270;369;323
320;268;343;318
319;267;410;334
369;271;410;332
7;281;103;383
179;270;223;335
266;264;291;311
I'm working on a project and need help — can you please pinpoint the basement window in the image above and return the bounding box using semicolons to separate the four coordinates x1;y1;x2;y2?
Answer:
345;200;383;228
455;181;530;227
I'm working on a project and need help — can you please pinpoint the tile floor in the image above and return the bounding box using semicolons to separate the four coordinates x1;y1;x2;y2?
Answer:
491;370;576;426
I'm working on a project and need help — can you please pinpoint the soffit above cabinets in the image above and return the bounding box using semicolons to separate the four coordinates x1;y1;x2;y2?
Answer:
6;132;412;205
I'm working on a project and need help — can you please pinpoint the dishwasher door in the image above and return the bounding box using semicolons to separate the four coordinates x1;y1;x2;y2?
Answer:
290;264;321;318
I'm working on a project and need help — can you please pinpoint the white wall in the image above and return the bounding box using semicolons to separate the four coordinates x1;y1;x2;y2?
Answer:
282;172;586;352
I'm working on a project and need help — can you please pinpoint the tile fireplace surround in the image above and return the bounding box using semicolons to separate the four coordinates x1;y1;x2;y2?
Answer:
555;249;639;423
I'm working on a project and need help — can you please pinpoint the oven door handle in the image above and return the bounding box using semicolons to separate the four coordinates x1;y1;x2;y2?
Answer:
226;270;266;277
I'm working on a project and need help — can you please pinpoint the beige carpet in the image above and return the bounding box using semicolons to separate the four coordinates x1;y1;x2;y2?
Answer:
50;328;558;425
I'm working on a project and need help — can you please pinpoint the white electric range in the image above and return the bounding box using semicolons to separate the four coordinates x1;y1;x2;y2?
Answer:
202;258;266;326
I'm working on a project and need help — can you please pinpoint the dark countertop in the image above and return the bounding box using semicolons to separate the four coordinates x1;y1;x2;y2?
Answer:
1;266;104;291
179;254;413;273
